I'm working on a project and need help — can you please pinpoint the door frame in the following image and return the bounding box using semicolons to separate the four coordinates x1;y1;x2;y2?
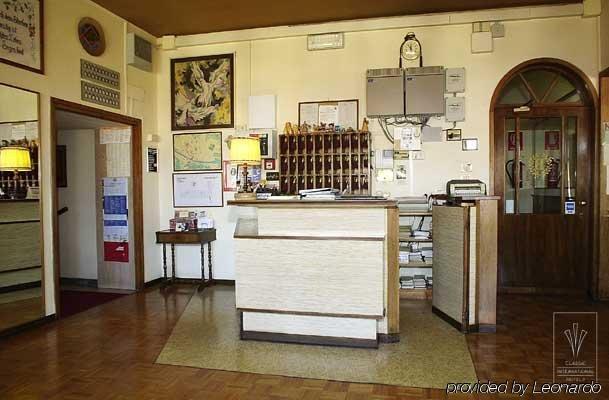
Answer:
489;58;599;297
50;98;145;317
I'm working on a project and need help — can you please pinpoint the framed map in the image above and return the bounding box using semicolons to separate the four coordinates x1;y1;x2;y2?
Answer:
173;132;222;171
171;54;234;130
0;0;43;74
173;172;223;207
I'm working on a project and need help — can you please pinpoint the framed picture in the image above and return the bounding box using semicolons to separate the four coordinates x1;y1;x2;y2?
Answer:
173;172;223;208
263;159;276;170
0;0;43;74
223;161;238;191
171;54;234;130
173;132;222;171
446;128;462;141
56;145;67;187
545;131;560;150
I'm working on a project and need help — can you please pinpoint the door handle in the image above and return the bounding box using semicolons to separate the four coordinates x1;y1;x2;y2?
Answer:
579;201;587;206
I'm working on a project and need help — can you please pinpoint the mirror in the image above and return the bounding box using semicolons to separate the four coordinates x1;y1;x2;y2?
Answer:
0;83;42;332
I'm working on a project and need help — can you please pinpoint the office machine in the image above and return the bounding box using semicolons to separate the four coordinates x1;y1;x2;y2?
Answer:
446;179;487;198
366;68;405;117
404;66;445;116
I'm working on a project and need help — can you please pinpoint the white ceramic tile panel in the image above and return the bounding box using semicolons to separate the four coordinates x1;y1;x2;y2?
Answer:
257;208;386;237
242;311;377;339
235;238;384;316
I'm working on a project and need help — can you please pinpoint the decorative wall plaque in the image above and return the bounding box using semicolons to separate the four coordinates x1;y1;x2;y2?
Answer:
81;59;120;89
81;81;120;109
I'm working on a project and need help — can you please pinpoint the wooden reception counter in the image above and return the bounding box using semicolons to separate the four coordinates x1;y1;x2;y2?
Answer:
227;199;399;348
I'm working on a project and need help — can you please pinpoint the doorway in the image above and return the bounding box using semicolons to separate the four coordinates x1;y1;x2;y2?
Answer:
51;98;144;317
490;59;598;295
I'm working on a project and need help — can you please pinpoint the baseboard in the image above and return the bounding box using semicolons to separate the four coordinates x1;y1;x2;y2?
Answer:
60;277;98;288
0;314;56;339
432;306;465;332
241;330;379;349
0;280;41;294
378;333;400;343
499;286;588;296
468;324;496;333
145;277;235;288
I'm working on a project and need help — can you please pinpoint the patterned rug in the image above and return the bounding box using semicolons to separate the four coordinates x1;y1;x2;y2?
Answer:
156;285;477;389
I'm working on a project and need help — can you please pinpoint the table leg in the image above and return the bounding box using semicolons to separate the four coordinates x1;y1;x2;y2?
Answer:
208;241;213;282
162;244;167;280
198;242;206;292
171;244;176;282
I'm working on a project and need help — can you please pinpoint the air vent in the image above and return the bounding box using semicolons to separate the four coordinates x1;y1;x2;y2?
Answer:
127;33;152;72
367;68;402;78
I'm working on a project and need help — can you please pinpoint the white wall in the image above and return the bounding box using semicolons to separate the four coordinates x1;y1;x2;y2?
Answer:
57;130;98;280
0;0;159;315
0;85;38;123
156;13;600;280
601;0;609;70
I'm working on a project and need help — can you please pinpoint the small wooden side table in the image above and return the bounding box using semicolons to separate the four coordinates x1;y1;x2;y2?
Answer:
155;229;217;291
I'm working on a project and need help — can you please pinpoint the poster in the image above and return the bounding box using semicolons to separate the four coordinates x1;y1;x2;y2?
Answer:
0;0;43;73
102;177;129;263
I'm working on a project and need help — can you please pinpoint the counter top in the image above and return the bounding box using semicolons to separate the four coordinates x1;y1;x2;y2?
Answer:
227;199;398;208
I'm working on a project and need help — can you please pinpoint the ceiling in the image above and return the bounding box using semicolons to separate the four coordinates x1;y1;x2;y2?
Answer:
56;110;128;130
91;0;579;37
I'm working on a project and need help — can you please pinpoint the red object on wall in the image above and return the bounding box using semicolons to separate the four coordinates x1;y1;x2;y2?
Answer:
104;242;129;263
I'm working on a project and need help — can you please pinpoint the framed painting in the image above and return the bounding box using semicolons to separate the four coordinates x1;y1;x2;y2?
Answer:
173;132;223;171
171;54;234;130
0;0;44;74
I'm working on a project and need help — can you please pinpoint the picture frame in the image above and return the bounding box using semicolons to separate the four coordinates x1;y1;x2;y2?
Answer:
507;131;523;151
173;172;223;208
545;131;560;150
0;0;44;74
223;160;238;192
298;99;359;131
446;128;462;141
173;132;223;171
171;54;234;130
263;158;276;170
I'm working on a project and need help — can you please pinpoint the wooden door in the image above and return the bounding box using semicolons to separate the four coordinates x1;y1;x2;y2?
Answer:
494;107;593;292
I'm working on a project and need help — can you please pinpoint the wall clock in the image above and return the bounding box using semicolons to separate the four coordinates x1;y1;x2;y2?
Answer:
400;32;422;68
78;17;106;56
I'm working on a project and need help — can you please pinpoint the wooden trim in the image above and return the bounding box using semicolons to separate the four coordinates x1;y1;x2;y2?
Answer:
241;330;378;349
238;308;383;320
432;306;463;332
0;0;44;75
461;207;470;333
170;54;235;130
475;200;498;329
386;206;400;336
0;314;56;340
227;200;398;208
50;98;145;318
489;58;599;295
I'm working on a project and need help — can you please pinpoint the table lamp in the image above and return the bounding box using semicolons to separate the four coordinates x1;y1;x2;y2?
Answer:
229;137;261;200
0;146;32;199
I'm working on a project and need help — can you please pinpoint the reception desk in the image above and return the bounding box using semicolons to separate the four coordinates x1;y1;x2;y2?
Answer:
228;199;399;348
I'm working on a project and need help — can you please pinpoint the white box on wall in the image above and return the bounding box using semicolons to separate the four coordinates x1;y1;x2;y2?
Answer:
248;95;276;129
471;31;493;53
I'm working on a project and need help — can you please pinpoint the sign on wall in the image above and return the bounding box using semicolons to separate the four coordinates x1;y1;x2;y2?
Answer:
0;0;43;73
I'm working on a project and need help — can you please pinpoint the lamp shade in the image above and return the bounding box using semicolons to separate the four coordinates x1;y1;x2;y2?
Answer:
229;137;261;165
0;147;32;171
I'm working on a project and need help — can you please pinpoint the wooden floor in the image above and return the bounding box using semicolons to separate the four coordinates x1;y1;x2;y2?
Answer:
0;284;607;399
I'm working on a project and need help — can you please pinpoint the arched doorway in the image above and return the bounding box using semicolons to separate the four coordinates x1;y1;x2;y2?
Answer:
490;58;598;295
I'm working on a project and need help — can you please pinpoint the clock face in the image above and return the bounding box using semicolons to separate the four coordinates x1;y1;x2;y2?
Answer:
402;40;421;61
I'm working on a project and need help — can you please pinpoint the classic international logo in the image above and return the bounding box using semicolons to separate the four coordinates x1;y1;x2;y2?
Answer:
553;312;598;383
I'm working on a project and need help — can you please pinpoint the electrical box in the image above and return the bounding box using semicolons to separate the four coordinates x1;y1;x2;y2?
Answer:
127;33;153;72
404;67;445;116
445;96;466;122
366;68;404;117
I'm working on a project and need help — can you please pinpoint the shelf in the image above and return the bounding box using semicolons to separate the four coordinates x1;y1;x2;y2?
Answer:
399;261;433;268
399;211;432;217
399;288;432;300
399;236;432;242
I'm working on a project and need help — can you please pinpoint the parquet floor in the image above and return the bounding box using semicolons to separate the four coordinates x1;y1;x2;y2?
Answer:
0;284;607;399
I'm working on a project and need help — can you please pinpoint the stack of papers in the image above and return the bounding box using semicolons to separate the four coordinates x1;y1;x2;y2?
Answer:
399;276;414;289
299;188;339;200
426;276;433;288
414;275;427;289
